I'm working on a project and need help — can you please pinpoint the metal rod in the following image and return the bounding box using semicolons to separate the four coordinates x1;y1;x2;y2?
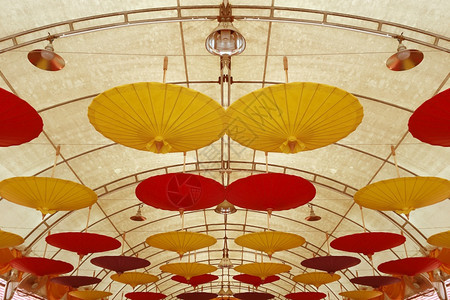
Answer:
391;145;401;178
84;206;92;233
50;145;61;178
360;206;367;232
283;56;289;83
162;56;168;83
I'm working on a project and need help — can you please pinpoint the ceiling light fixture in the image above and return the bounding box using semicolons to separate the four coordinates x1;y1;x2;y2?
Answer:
386;33;424;71
130;204;146;222
305;204;321;222
214;200;237;215
27;33;65;71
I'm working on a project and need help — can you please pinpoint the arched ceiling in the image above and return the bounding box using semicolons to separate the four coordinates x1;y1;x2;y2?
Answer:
0;1;449;300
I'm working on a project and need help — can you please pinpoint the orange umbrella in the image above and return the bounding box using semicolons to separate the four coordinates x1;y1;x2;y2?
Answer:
292;272;340;288
110;272;159;288
234;263;291;280
160;262;217;280
354;177;450;216
88;82;227;154
226;82;363;153
69;291;112;300
339;291;383;300
0;230;24;249
146;231;217;258
234;231;305;258
0;177;97;216
427;230;450;248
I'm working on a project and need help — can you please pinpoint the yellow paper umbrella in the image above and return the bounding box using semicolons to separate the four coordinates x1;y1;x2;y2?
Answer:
0;230;24;249
0;177;97;216
339;291;383;300
292;272;341;288
226;82;363;153
354;177;450;216
160;262;217;280
234;231;305;258
146;231;217;258
110;272;159;288
69;291;113;300
88;82;227;154
427;230;450;248
234;263;291;280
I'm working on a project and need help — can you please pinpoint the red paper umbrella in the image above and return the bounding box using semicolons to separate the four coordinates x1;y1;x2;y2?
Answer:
233;292;274;300
226;173;316;211
50;276;101;288
171;274;218;288
46;232;121;256
136;173;225;212
285;292;327;300
378;257;441;276
10;257;73;276
90;256;150;274
408;88;450;147
125;292;167;300
0;88;43;147
301;256;361;274
232;274;280;288
330;232;405;258
350;276;401;288
176;292;217;300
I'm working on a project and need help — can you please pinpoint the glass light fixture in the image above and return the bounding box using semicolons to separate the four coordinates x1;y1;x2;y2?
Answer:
386;34;424;71
27;34;65;71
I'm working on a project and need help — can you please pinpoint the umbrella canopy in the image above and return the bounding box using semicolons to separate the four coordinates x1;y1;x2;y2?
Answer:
69;291;112;300
50;276;102;288
350;276;401;288
234;263;291;280
233;292;274;300
226;82;363;153
232;274;280;288
234;231;305;258
377;257;442;276
0;177;98;216
0;88;43;147
110;272;159;288
408;88;450;147
88;82;227;154
0;230;24;249
146;231;216;258
292;272;341;288
46;232;121;256
125;292;167;300
339;291;383;300
354;177;450;216
171;274;218;288
176;292;218;300
10;257;73;276
285;292;327;300
90;255;150;274
330;232;405;258
301;255;361;274
136;173;225;212
160;262;217;280
427;230;450;248
226;173;316;212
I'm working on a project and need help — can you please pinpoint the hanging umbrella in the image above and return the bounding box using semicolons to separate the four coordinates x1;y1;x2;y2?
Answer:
350;276;401;288
125;292;167;300
160;262;217;280
285;292;327;300
354;177;450;216
226;82;363;153
0;230;24;249
50;276;101;288
292;272;341;288
90;255;150;274
234;263;291;280
330;232;405;258
88;82;227;154
427;230;450;248
377;257;441;276
301;256;361;274
0;177;98;216
46;232;121;257
146;231;216;258
136;173;225;212
0;88;43;147
69;291;112;300
232;274;280;288
10;257;73;276
233;292;274;300
110;272;159;288
234;231;305;258
408;88;450;147
171;274;218;288
176;292;218;300
339;291;383;300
